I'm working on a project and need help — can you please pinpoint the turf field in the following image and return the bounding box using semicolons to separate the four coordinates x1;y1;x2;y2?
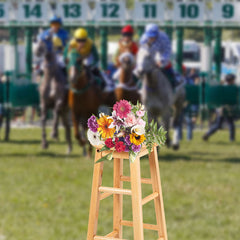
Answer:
0;128;239;240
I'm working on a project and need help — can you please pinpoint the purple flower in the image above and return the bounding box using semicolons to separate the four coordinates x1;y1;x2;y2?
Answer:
131;144;141;153
125;135;131;146
124;145;130;152
88;115;99;133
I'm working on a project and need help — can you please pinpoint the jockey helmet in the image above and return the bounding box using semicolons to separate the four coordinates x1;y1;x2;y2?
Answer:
145;23;159;38
74;28;88;41
53;36;63;48
50;15;62;25
122;25;134;35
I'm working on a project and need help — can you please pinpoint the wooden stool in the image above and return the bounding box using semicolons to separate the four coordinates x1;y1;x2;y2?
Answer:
87;145;168;240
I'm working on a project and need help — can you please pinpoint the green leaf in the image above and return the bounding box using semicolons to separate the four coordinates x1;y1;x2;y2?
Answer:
150;120;154;127
95;153;113;164
153;122;157;132
99;146;110;152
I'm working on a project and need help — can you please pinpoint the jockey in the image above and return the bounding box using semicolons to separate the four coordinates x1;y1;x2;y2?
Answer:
37;16;69;75
113;25;138;67
113;25;138;81
136;23;177;88
39;15;69;48
67;28;108;90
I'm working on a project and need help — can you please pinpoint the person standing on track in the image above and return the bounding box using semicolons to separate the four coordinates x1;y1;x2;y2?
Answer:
203;74;236;142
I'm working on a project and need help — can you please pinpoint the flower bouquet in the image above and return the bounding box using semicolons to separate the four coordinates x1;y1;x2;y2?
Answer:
87;100;166;163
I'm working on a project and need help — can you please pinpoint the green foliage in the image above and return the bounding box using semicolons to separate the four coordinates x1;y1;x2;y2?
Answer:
130;100;143;115
145;119;167;154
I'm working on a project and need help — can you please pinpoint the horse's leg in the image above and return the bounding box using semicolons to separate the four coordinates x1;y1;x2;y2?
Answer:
72;112;82;145
61;110;72;154
162;109;171;148
51;107;59;140
172;92;185;150
79;124;88;156
41;105;48;149
171;106;180;150
172;112;182;151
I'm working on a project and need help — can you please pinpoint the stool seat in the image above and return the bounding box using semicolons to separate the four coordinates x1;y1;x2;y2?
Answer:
87;145;168;240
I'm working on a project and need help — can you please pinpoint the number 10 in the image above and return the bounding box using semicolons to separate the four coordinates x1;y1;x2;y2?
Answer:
179;4;199;19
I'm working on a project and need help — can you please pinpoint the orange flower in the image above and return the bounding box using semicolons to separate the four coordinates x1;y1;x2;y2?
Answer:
97;115;115;139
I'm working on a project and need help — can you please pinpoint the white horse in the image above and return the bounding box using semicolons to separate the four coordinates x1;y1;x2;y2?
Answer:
136;47;185;149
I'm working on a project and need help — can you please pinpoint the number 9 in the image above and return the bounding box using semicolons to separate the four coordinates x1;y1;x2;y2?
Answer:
222;4;234;19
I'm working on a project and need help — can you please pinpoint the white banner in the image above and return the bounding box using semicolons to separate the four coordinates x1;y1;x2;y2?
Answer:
0;1;240;25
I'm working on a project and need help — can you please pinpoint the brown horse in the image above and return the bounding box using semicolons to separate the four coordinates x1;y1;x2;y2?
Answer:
68;51;115;154
114;52;140;104
35;39;72;153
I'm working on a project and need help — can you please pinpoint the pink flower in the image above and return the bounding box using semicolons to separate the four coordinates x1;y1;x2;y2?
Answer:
136;110;145;117
113;100;132;119
125;113;137;127
137;118;146;127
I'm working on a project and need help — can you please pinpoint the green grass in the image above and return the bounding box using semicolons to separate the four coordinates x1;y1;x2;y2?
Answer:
0;128;240;240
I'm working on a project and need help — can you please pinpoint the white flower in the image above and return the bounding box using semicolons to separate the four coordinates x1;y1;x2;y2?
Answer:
87;129;103;146
131;125;145;135
108;110;125;132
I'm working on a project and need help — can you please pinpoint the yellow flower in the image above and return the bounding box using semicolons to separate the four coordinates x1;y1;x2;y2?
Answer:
130;133;146;146
97;115;115;139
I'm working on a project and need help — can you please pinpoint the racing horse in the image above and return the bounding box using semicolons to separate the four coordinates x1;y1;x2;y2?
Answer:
35;37;72;153
114;52;140;104
68;50;115;155
136;47;185;150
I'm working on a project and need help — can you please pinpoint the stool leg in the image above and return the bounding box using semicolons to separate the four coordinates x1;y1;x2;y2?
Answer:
87;150;104;240
149;147;168;240
130;156;144;240
113;158;123;238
